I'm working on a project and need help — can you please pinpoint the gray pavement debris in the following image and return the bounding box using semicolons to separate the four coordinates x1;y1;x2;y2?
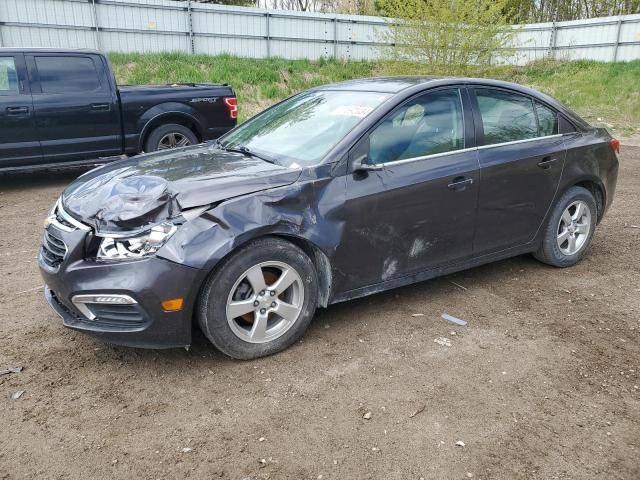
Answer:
434;337;452;347
409;405;425;418
442;313;467;326
0;367;23;376
447;279;468;291
11;390;25;400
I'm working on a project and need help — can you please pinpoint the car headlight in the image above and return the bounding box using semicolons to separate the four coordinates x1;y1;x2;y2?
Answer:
97;223;177;261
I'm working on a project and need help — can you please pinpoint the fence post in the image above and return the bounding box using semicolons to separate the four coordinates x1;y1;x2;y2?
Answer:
188;0;194;54
333;17;338;59
549;22;557;59
266;12;270;59
91;0;101;51
613;17;622;62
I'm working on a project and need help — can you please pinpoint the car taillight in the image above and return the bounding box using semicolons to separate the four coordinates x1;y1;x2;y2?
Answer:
609;138;620;155
224;97;238;120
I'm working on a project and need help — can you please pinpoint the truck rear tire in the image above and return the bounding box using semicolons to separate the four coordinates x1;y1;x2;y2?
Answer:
144;124;198;152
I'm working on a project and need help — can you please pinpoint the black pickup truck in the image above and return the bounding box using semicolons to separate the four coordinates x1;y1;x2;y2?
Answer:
0;48;237;172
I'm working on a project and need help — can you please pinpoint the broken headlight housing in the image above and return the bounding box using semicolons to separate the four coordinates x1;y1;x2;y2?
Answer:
97;223;177;261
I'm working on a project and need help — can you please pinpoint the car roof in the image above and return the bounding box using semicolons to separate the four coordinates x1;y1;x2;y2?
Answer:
319;76;589;128
319;76;535;94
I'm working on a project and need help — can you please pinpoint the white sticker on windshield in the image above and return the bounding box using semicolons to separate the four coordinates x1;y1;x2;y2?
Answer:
335;105;374;118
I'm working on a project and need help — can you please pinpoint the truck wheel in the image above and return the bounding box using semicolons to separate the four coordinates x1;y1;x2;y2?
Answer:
197;237;319;360
144;124;198;152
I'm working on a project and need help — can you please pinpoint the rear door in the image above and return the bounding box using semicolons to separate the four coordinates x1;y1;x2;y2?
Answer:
0;54;41;168
470;87;565;255
26;53;121;163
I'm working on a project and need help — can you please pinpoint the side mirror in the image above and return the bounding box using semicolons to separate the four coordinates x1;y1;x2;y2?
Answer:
352;152;382;172
353;155;382;172
350;136;382;173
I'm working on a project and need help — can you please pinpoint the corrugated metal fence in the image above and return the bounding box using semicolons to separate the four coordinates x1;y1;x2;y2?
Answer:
1;0;639;64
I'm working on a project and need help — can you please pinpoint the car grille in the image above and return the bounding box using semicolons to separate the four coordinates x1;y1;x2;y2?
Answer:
40;228;67;269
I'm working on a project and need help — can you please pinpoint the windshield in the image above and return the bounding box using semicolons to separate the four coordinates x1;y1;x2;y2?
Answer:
220;90;391;167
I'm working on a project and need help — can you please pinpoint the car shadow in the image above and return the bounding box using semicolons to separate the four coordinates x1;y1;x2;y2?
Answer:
90;253;545;367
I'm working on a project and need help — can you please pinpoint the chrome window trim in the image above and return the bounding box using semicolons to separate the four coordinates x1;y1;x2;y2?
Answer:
371;133;564;168
374;146;478;168
476;133;563;151
72;294;138;320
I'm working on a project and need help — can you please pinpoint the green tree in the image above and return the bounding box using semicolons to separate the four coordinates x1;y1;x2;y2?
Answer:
503;0;640;23
376;0;518;70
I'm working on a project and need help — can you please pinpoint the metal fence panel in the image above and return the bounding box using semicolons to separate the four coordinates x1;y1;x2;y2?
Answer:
1;0;638;64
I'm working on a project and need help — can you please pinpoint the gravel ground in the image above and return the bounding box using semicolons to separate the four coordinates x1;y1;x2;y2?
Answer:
0;147;638;480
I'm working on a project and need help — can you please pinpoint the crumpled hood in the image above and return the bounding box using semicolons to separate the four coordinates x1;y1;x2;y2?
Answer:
62;144;301;234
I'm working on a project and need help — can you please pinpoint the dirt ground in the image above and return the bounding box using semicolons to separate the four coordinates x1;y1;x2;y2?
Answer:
1;147;638;480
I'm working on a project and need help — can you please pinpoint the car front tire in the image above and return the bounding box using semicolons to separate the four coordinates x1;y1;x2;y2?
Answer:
197;237;319;359
534;186;597;267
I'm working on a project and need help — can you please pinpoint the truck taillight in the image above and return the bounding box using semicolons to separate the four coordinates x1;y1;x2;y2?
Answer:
609;138;620;155
224;97;238;120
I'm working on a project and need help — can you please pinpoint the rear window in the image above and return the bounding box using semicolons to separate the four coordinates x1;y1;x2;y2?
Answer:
35;56;102;94
535;102;558;136
0;57;19;95
476;89;538;145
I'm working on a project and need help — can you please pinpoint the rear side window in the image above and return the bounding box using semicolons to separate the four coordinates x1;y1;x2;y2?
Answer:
559;115;577;134
369;88;465;164
0;57;19;95
535;102;558;136
35;56;101;94
475;89;537;145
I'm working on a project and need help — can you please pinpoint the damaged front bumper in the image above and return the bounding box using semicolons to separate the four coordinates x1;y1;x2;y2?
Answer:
39;218;202;348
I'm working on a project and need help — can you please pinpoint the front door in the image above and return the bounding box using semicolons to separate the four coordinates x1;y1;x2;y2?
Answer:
470;88;566;255
334;88;480;292
0;54;41;168
27;53;121;164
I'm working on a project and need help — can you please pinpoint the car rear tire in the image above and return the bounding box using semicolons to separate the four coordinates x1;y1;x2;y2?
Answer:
197;237;319;360
534;186;597;267
144;123;198;152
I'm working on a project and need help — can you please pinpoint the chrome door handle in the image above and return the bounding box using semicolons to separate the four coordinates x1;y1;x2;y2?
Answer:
6;106;29;115
91;103;110;111
537;157;557;169
448;176;473;190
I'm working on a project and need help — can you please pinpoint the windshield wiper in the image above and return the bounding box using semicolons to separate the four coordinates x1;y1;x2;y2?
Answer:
220;144;277;165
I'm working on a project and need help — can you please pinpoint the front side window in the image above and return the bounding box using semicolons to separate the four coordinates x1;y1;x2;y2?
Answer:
368;89;464;165
35;56;101;94
535;102;558;136
221;90;391;167
0;57;19;96
476;89;537;145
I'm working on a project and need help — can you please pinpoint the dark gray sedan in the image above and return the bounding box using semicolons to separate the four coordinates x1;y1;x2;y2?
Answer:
39;77;619;359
